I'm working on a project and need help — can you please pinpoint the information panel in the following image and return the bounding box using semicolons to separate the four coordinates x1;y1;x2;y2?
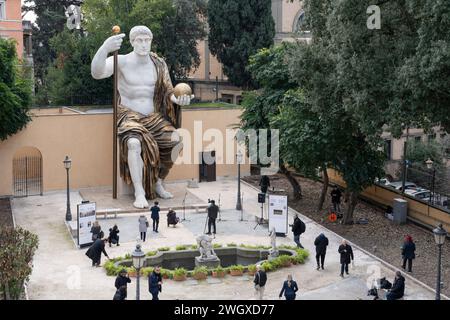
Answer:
77;202;96;247
268;195;288;235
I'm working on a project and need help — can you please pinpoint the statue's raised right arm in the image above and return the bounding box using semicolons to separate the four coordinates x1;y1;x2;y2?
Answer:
91;33;126;80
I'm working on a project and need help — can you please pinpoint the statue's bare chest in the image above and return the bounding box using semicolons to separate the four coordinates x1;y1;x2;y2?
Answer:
120;60;157;87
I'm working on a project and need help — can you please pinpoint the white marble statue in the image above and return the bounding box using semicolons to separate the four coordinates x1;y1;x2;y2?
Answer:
196;234;216;260
91;26;193;208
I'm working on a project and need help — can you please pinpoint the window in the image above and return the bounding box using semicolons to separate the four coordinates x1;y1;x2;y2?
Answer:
0;1;5;20
414;136;421;142
384;140;392;160
428;133;436;142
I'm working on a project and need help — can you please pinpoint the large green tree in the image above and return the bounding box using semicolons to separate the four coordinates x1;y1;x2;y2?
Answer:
0;38;32;141
207;0;275;89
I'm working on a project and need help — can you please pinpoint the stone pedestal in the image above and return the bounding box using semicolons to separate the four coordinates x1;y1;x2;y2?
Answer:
195;256;221;269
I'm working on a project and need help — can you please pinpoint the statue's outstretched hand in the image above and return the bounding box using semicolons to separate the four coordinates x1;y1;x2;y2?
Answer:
173;94;195;106
102;33;125;53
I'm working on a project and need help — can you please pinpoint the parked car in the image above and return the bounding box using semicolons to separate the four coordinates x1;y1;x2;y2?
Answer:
405;188;431;201
375;178;391;186
387;181;417;191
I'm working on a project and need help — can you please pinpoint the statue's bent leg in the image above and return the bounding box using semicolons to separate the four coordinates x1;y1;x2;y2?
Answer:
127;138;149;208
155;131;181;199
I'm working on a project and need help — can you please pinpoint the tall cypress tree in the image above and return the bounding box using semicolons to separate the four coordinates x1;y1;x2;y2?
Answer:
207;0;275;89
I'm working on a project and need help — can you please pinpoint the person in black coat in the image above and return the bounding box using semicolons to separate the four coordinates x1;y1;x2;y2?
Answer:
108;224;120;247
401;235;416;273
386;271;405;300
85;238;109;267
253;265;267;300
259;175;271;194
150;202;161;232
206;200;219;235
330;186;342;213
167;208;179;227
148;267;163;300
338;240;354;277
314;233;329;270
113;285;127;300
291;215;305;249
279;275;298;300
115;269;131;298
90;221;103;241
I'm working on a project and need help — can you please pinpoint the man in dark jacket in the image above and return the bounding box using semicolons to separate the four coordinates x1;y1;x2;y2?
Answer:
331;186;342;213
148;266;162;300
291;215;305;249
108;224;120;247
401;235;416;273
86;238;109;267
115;269;131;298
150;201;161;232
314;233;329;270
207;200;219;235
253;265;267;300
259;175;271;194
338;240;354;277
386;271;405;300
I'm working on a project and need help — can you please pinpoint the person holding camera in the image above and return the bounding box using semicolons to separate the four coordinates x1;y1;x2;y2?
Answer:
108;224;120;247
338;239;354;277
114;269;131;299
206;200;219;235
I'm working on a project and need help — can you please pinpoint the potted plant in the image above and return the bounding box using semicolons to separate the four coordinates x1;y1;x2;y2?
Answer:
160;268;172;279
192;266;208;280
173;268;187;281
212;266;226;278
247;264;257;276
127;267;137;277
175;245;188;251
229;265;244;276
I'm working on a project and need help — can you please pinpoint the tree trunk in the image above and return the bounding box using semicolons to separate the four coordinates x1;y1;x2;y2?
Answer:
280;164;302;200
343;191;358;225
317;166;329;211
4;282;11;300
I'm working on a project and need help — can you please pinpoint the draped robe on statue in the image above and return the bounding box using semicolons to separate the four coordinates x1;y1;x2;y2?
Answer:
118;53;182;200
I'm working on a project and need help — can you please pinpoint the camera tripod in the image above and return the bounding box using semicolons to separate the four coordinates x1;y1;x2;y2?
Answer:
181;192;189;222
253;201;265;230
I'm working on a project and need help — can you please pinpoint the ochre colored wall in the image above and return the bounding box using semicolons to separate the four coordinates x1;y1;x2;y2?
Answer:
327;169;450;231
0;0;24;57
0;108;250;195
282;0;303;32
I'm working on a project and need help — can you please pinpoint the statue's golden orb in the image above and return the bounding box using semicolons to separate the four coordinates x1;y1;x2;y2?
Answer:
112;25;121;34
173;83;192;98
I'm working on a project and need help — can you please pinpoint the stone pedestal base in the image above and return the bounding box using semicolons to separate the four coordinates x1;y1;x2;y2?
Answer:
195;256;220;269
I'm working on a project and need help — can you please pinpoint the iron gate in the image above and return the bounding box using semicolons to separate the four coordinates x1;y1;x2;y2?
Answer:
13;156;43;197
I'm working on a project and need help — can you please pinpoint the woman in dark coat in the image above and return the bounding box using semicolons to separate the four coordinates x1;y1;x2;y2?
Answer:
279;275;298;300
115;269;131;298
386;271;405;300
86;238;109;267
148;266;162;300
338;240;354;277
314;233;329;270
108;224;120;247
90;221;103;241
401;235;416;273
113;286;127;300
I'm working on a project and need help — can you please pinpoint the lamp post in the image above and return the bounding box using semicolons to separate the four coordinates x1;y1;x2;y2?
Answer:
63;156;72;221
433;224;447;300
426;158;436;205
236;151;243;211
132;243;145;300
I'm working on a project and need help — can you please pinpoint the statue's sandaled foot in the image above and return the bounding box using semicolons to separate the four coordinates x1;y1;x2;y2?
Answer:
133;194;149;209
155;180;173;199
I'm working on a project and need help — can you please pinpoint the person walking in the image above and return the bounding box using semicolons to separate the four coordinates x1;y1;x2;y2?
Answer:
148;266;162;300
279;275;299;300
314;233;329;270
113;285;127;300
115;269;131;299
291;215;306;249
386;271;405;300
150;201;160;233
85;238;109;267
253;265;267;300
338;239;354;277
259;175;271;194
108;224;120;247
138;214;149;242
330;186;342;213
206;200;219;235
401;235;416;273
90;221;103;242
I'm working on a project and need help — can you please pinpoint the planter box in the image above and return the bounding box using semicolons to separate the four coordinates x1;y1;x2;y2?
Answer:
230;270;243;276
173;274;186;281
193;273;207;280
212;271;226;278
162;274;170;279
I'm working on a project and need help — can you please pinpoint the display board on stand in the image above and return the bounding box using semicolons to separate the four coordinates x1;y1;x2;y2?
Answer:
77;202;97;247
268;195;288;236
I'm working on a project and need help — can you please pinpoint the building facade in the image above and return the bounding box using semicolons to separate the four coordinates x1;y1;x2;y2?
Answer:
0;0;24;56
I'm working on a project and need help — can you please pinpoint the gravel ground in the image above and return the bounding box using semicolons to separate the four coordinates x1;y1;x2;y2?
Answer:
244;174;450;297
0;198;14;228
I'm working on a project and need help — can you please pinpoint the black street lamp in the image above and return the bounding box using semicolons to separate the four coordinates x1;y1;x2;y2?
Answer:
132;243;145;300
426;158;436;205
63;156;72;221
433;224;447;300
236;151;243;211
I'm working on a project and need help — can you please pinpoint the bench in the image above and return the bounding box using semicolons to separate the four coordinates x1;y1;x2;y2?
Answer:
97;208;121;219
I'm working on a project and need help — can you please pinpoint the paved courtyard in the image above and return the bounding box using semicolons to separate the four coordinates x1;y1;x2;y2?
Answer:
12;178;438;300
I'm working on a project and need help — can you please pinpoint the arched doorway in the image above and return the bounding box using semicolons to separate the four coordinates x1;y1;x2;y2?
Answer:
12;147;43;197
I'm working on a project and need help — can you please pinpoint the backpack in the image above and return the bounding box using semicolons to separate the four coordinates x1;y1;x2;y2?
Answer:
299;220;306;234
379;277;392;290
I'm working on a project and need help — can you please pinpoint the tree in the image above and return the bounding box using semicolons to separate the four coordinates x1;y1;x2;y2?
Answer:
0;38;32;141
0;227;39;300
207;0;275;89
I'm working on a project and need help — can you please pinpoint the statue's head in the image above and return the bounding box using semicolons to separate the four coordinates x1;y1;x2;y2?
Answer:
130;26;153;56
